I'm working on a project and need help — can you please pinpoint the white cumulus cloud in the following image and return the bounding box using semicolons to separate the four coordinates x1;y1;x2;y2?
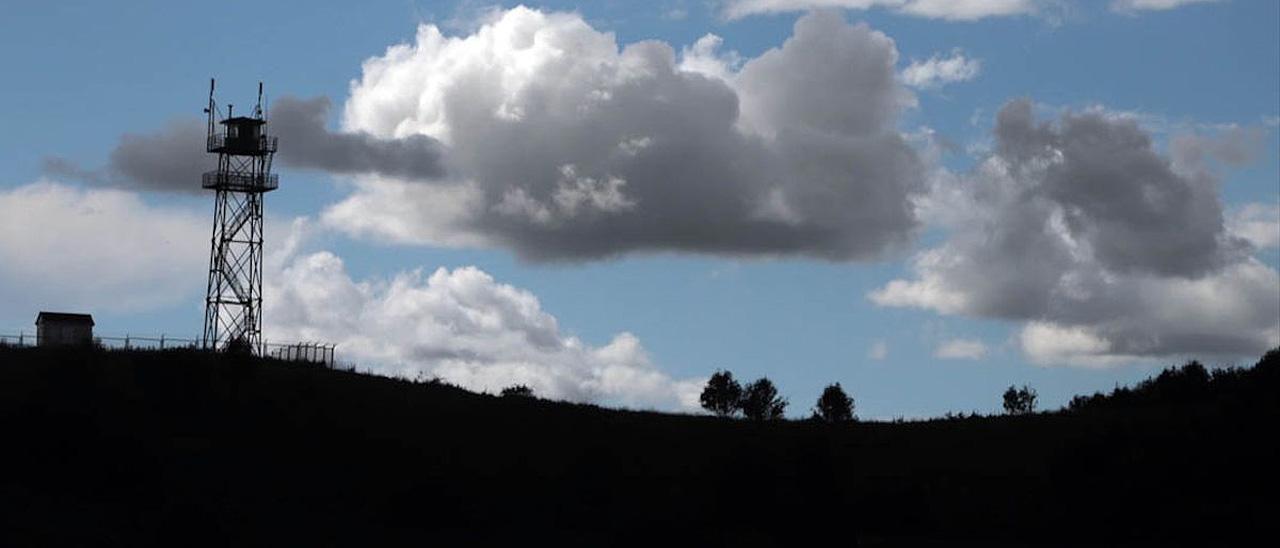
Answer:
264;230;703;410
1019;322;1131;367
871;100;1280;366
327;7;926;262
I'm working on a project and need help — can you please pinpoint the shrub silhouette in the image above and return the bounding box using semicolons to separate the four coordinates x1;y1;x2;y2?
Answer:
223;336;256;357
501;384;535;398
700;370;743;417
813;382;854;422
1002;384;1037;415
741;377;787;421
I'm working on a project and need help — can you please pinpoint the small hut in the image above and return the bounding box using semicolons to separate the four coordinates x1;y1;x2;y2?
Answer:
35;312;95;347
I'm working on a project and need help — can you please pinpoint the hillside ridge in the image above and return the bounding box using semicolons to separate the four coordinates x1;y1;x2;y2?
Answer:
1;345;1275;546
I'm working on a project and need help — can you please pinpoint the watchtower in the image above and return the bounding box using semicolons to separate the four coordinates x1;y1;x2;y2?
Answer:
201;79;278;354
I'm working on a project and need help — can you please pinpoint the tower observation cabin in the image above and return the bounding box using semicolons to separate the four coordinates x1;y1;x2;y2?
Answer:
203;115;278;191
201;79;278;354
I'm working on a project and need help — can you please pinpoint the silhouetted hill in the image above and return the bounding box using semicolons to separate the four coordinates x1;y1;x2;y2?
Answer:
1;345;1275;547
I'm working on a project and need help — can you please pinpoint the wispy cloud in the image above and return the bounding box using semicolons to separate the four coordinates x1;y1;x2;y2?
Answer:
901;49;981;89
934;338;988;360
868;339;889;360
1110;0;1222;14
720;0;1038;21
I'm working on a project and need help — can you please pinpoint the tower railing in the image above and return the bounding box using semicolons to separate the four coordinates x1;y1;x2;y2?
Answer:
206;134;278;154
201;171;279;192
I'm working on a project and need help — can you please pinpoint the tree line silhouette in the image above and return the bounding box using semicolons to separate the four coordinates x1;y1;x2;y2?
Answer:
702;353;1280;420
1066;351;1278;412
701;369;1043;421
700;370;854;422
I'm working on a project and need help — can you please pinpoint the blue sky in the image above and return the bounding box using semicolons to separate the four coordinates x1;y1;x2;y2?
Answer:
2;0;1277;418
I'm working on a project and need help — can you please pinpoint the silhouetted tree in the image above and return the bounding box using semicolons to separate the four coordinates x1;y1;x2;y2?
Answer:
1021;386;1037;413
700;370;743;417
501;384;535;398
224;336;255;357
813;382;854;422
741;377;787;421
1002;384;1037;415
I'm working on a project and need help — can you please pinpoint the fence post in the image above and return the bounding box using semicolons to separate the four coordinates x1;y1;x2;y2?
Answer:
18;331;24;346
124;335;130;350
160;335;165;349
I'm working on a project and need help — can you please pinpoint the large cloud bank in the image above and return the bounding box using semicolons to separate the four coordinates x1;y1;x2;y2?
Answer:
264;230;703;410
325;7;926;262
0;181;207;315
871;100;1280;366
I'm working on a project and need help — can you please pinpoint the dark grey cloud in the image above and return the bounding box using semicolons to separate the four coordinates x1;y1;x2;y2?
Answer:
270;96;446;180
327;8;926;262
872;99;1279;364
44;119;212;194
996;99;1247;278
44;97;446;193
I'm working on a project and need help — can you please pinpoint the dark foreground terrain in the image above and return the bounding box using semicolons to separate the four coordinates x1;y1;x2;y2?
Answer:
1;345;1276;546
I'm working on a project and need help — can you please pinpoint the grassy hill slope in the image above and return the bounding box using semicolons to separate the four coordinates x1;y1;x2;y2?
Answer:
1;346;1275;546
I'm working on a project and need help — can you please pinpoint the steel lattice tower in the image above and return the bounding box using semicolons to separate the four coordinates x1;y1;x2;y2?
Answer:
201;80;278;354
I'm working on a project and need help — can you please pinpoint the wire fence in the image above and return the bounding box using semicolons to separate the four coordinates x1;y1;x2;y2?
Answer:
0;332;336;367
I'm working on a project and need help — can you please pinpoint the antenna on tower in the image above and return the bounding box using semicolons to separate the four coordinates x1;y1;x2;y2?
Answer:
256;81;264;119
205;78;216;136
